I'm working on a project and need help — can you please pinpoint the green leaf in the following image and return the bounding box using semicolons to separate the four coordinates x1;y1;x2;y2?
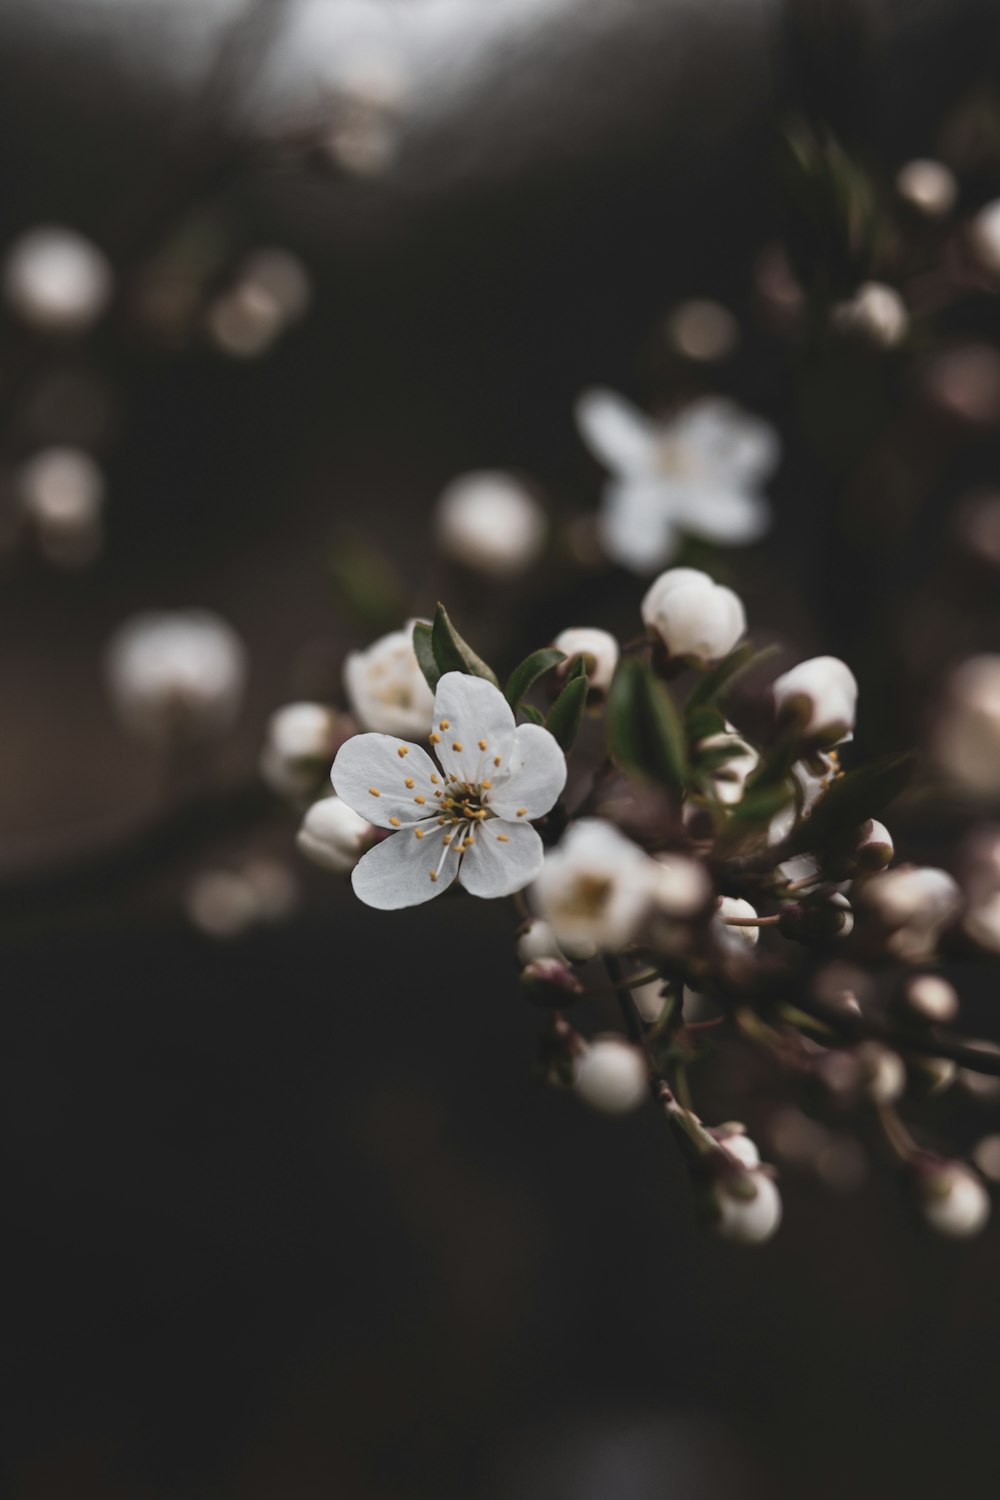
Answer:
519;703;545;726
686;642;780;714
412;621;440;692
685;706;728;745
783;751;916;855
430;603;499;687
607;657;687;794
505;648;566;709
546;670;588;751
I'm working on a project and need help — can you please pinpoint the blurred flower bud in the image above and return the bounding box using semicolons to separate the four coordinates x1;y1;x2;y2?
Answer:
650;853;712;919
832;281;908;348
772;656;858;746
260;702;344;799
934;654;1000;797
552;627;619;692
324;50;408;177
343;622;434;737
779;891;853;943
573;1037;648;1115
516;917;566;965
208;284;285;358
521;957;585;1006
903;973;959;1024
956;489;1000;569
665;299;739;363
712;1167;782;1246
633;978;671;1023
895;158;957;219
917;1160;991;1239
854;818;893;870
970;198;1000;276
532;820;658;953
697;726;759;808
856;1042;906;1104
105;609;246;745
715;894;760;950
185;868;260;939
242;857;299;923
710;1124;761;1169
434;471;546;578
641;567;746;664
296;794;374;873
16;446;104;568
3;226;111;333
919;343;1000;430
972;1135;1000;1183
860;865;961;962
958;1041;1000;1103
240;248;311;323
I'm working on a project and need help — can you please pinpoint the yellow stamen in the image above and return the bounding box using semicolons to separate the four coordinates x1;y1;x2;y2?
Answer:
496;834;509;843
462;838;475;850
429;871;438;882
389;816;401;827
430;773;440;785
414;795;426;805
478;739;487;751
439;719;450;729
481;779;492;789
369;786;381;797
404;777;415;789
415;829;425;839
429;732;441;744
452;741;463;752
443;834;452;845
493;755;502;767
397;746;409;758
516;807;527;817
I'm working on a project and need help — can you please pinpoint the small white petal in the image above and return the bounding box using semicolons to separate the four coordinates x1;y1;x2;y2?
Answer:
458;819;544;899
488;723;566;821
677;399;780;484
331;732;440;828
343;623;434;738
598;478;680;573
669;481;772;546
575;388;657;475
351;825;458;909
431;671;516;784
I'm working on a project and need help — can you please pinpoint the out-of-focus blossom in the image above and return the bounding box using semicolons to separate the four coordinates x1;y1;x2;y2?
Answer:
903;973;959;1024
715;895;760;954
185;859;296;938
343;622;435;738
666;299;740;363
574;1037;648;1115
972;1136;1000;1182
934;655;1000;797
207;247;311;359
920;343;1000;429
324;50;409;177
860;865;961;962
895;158;957;219
641;567;746;663
434;471;546;578
105;609;247;744
856;1042;906;1103
773;656;858;747
261;702;345;800
332;672;566;909
296;794;374;873
712;1162;782;1245
855;818;894;870
769;751;839;848
3;226;111;333
575;390;777;573
918;1161;991;1238
533;819;658;953
970;198;1000;276
551;627;619;692
695;725;759;809
16;446;104;568
956;489;1000;568
832;282;908;348
516;917;567;966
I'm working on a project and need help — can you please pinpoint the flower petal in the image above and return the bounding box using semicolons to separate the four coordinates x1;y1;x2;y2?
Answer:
331;732;443;828
458;820;544;899
488;723;567;821
598;478;679;573
575;388;658;475
431;671;516;784
351;825;459;908
677;399;780;484
669;482;772;546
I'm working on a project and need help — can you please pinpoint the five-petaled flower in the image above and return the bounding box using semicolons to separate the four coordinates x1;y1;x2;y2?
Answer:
331;672;567;909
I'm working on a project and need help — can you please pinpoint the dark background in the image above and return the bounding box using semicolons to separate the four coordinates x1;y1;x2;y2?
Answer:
1;3;1000;1496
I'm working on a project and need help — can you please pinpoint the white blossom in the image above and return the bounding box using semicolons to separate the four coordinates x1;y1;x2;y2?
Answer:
832;282;908;348
532;819;659;953
903;973;959;1024
855;818;894;869
861;865;961;962
772;656;858;746
970;198;1000;277
716;895;760;949
331;672;566;909
895;159;957;220
16;446;104;568
575;389;778;573
641;567;746;663
856;1042;906;1104
343;622;435;738
552;627;619;692
919;1162;991;1238
574;1037;648;1115
713;1169;782;1245
696;724;759;808
261;702;343;799
516;918;567;966
296;794;374;873
666;299;739;363
434;471;546;577
934;654;1000;796
3;226;112;332
105;609;246;744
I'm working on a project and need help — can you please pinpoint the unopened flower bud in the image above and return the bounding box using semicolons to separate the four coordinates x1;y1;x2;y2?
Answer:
521;957;585;1006
917;1160;991;1238
434;471;546;578
665;299;740;363
715;895;760;951
903;973;959;1024
779;891;853;943
296;794;374;872
105;609;246;744
854;818;893;870
260;702;344;799
551;627;619;692
832;282;908;348
861;865;961;962
710;1124;761;1169
934;654;1000;797
970;198;1000;277
772;656;858;746
516;918;566;965
16;446;104;568
3;226;112;333
856;1042;906;1104
573;1037;648;1115
641;567;746;664
895;158;957;220
712;1167;782;1246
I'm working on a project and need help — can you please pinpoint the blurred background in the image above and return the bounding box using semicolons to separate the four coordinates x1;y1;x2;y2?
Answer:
3;1;1000;1496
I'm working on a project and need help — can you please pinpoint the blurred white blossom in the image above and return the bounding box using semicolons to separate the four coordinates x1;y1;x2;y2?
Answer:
832;281;908;349
296;793;375;873
16;446;104;568
105;609;246;744
3;226;111;333
773;656;858;747
935;654;1000;797
435;471;546;578
552;627;619;691
641;567;746;663
574;1037;648;1115
533;819;659;953
261;702;344;799
895;158;957;219
344;622;435;737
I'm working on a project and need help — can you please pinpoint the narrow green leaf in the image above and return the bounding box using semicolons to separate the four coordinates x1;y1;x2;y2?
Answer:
505;647;566;709
430;603;499;686
546;671;588;751
412;621;440;692
686;642;781;713
519;703;545;726
784;751;916;855
607;658;687;794
686;706;728;745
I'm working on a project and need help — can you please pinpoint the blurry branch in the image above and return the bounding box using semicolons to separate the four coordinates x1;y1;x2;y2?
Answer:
772;990;1000;1079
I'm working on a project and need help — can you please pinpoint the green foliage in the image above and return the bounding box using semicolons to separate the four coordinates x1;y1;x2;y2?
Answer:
607;657;687;795
546;657;588;750
505;648;566;709
784;751;916;855
413;604;499;691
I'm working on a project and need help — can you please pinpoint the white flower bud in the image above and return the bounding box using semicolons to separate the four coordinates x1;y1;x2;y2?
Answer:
855;818;893;870
632;979;670;1023
16;446;104;568
650;853;712;919
3;226;112;333
434;471;546;578
772;656;858;746
551;627;619;691
895;158;957;220
919;1162;991;1239
240;248;311;323
516;918;566;966
904;973;959;1024
533;820;659;953
970;198;1000;277
972;1135;1000;1183
965;893;1000;953
713;1170;782;1246
185;869;260;939
698;727;759;807
260;702;343;799
716;895;760;949
242;857;299;922
296;794;374;873
343;622;434;738
832;282;908;348
105;609;246;744
641;568;746;663
665;299;740;363
856;1042;906;1104
934;654;1000;796
573;1037;648;1115
712;1125;761;1169
861;865;961;962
